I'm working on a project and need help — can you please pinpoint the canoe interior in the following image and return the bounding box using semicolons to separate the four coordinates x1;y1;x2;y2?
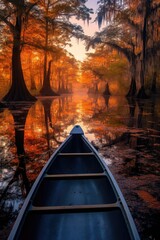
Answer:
47;154;104;174
33;177;117;206
17;209;130;240
60;135;91;153
10;131;139;240
47;135;104;174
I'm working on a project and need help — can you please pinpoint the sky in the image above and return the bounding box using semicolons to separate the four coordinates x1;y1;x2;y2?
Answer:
66;0;101;62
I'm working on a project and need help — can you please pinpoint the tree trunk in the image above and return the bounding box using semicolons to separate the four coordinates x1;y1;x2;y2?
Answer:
126;58;137;97
40;3;58;97
126;77;137;98
2;15;36;102
65;76;69;93
40;60;59;96
137;62;148;99
29;55;37;91
137;86;148;98
137;1;150;99
57;68;61;93
40;14;49;95
103;82;111;96
61;76;65;93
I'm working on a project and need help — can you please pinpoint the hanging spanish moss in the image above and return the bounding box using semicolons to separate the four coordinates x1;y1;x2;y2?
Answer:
91;0;160;98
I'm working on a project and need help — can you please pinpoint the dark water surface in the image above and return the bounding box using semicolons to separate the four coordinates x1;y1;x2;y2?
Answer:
0;94;160;239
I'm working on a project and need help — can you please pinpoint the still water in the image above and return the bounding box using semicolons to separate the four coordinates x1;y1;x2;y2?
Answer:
0;93;160;239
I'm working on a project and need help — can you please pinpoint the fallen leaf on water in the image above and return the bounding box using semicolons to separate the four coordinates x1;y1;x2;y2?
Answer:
136;190;160;209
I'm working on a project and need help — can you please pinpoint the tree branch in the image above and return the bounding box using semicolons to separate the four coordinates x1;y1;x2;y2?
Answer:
0;13;15;34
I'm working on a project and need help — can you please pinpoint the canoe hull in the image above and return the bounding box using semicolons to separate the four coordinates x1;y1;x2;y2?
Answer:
8;125;140;240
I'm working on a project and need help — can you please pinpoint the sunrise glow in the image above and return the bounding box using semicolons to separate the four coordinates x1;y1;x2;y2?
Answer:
66;0;102;61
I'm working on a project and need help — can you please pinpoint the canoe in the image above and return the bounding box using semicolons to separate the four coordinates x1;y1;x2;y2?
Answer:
8;125;140;240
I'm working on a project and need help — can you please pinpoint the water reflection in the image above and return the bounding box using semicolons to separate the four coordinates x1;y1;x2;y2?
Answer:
0;103;33;237
127;98;160;152
1;95;159;195
0;94;160;239
9;103;32;195
0;104;33;200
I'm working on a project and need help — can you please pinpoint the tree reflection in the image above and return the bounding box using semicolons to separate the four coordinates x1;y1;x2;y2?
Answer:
137;100;144;129
12;104;32;195
103;95;110;109
129;101;136;118
49;95;76;132
0;103;33;204
40;98;62;157
89;94;108;118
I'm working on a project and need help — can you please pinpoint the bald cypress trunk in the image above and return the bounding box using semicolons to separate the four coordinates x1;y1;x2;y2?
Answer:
40;60;59;96
40;2;58;96
137;0;150;99
2;9;36;102
126;58;137;98
103;82;111;96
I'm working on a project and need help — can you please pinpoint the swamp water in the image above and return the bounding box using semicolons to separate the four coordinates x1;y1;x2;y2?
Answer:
0;94;160;239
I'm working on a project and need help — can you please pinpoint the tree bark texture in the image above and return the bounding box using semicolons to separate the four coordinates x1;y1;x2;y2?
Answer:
3;13;36;102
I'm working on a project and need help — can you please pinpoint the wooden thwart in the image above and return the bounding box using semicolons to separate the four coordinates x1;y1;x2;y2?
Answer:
31;203;118;213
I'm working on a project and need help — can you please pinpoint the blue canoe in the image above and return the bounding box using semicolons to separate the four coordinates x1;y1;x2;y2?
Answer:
8;125;140;240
